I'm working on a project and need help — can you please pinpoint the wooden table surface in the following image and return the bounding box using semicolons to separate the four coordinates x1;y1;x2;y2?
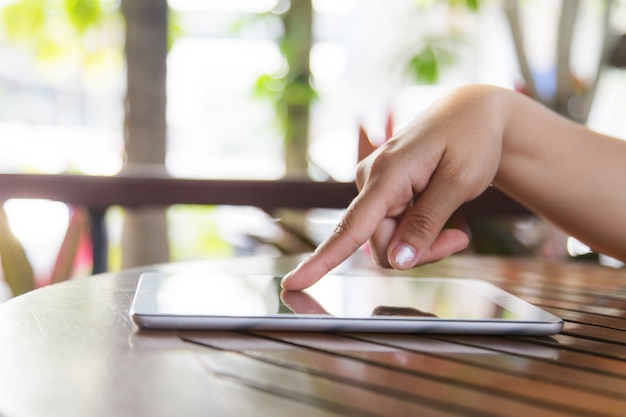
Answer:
0;253;625;417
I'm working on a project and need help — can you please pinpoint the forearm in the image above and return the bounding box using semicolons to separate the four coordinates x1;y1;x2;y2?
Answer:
494;89;626;260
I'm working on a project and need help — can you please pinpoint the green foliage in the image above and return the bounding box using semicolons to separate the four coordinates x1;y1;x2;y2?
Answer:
253;73;286;100
254;73;317;142
241;6;316;148
407;0;482;84
417;0;482;11
284;77;317;107
406;37;459;84
167;8;184;52
447;0;481;11
253;61;317;142
1;0;183;67
168;205;233;261
1;0;121;63
1;0;46;41
64;0;103;34
256;72;316;109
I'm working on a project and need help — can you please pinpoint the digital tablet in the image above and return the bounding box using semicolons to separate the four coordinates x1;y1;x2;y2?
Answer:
129;272;563;335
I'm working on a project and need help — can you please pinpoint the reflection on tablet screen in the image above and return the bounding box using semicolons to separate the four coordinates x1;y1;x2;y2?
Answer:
151;274;521;321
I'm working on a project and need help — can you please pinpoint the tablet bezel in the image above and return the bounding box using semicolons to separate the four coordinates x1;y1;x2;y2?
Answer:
129;272;563;335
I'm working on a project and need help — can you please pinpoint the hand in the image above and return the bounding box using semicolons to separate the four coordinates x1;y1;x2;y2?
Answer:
282;85;510;290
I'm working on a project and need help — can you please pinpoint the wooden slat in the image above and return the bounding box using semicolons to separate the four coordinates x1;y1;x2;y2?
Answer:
561;322;626;345
204;375;349;417
183;333;624;415
181;331;574;417
340;333;625;416
544;308;626;331
516;295;626;320
185;333;460;417
508;286;626;310
527;334;626;361
426;335;626;396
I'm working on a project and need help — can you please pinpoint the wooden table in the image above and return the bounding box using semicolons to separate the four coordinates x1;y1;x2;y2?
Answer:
0;253;625;417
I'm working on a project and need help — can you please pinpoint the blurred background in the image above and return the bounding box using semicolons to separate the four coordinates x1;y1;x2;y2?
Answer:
1;0;625;299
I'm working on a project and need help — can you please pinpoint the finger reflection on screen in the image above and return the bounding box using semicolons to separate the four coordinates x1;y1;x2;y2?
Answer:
371;306;438;318
280;290;331;315
281;291;439;319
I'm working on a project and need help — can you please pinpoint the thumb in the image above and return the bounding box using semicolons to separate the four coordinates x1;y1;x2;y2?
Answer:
388;177;467;270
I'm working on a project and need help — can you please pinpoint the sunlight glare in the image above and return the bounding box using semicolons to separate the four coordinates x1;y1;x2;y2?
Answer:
310;42;347;91
0;123;123;175
309;126;356;182
3;200;69;245
168;0;278;13
0;0;18;7
313;0;356;15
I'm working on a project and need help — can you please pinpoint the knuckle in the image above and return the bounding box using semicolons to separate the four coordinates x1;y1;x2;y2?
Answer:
356;151;396;191
355;161;368;190
330;214;361;249
439;159;467;188
438;153;490;199
403;208;440;238
367;151;391;176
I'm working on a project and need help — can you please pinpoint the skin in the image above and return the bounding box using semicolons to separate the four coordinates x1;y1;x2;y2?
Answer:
281;84;626;291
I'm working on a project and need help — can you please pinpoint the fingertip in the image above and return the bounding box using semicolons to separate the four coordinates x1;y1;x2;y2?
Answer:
280;260;320;291
455;230;471;250
280;269;304;291
280;278;303;291
283;186;390;289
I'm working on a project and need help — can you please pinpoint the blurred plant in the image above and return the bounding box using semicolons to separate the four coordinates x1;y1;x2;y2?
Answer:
404;0;479;83
251;0;317;178
406;0;619;124
1;0;123;72
168;205;234;261
406;35;462;84
246;0;322;254
1;0;182;66
0;0;182;286
0;0;116;296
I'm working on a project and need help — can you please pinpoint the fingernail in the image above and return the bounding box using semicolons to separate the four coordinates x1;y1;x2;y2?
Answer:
392;243;417;269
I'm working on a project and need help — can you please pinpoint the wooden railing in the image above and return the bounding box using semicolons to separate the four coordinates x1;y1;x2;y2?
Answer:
0;173;530;273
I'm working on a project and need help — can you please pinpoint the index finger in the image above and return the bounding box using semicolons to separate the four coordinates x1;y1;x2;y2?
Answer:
281;189;388;290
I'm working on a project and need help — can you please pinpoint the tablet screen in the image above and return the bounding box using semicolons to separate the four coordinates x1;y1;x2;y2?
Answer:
132;273;548;322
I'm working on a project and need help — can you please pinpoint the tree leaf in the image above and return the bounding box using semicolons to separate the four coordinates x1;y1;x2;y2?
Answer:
1;0;46;41
64;0;102;34
406;37;460;85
